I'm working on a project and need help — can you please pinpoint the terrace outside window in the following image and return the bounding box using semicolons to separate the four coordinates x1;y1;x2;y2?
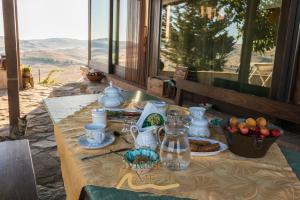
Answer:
160;0;281;97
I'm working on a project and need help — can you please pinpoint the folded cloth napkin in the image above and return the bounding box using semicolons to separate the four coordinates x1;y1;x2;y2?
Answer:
136;102;165;129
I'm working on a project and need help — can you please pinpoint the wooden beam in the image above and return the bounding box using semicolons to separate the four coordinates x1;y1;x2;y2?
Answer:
2;0;20;131
238;0;260;84
88;0;91;66
147;0;162;77
108;0;114;74
176;79;300;124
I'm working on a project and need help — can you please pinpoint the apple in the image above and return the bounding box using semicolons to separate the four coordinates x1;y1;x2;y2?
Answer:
240;126;249;135
260;128;270;137
271;129;281;138
227;126;238;133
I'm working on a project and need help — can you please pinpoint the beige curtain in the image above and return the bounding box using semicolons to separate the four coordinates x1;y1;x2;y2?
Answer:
125;0;148;86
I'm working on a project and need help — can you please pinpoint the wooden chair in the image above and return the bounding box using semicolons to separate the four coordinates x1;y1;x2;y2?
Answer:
147;66;188;98
0;140;38;200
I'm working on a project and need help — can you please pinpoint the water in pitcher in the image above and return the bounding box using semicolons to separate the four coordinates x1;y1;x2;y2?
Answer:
159;110;191;170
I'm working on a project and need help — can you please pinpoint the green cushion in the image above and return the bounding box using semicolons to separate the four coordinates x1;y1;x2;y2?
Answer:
280;147;300;180
82;185;191;200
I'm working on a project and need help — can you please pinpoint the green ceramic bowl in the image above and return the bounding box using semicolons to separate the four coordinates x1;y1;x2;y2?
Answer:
123;148;160;174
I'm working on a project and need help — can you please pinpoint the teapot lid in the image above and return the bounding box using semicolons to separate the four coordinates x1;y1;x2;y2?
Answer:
104;81;120;95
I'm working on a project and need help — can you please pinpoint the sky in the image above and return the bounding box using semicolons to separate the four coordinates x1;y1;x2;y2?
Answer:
0;0;88;40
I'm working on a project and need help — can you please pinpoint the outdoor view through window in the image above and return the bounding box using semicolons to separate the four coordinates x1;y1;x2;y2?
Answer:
160;0;281;95
0;0;88;85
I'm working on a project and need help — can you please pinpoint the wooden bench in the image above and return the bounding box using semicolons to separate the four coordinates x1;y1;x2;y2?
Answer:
0;140;38;200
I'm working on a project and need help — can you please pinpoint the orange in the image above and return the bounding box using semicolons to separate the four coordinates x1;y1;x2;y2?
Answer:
256;117;267;128
245;118;256;127
229;117;238;128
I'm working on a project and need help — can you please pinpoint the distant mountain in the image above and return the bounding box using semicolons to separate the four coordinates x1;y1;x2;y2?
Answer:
0;37;89;66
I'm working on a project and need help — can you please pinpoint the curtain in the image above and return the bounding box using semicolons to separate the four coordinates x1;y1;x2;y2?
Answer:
125;0;148;86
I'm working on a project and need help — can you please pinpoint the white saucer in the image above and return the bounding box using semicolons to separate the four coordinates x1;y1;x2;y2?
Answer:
188;137;228;156
78;134;116;150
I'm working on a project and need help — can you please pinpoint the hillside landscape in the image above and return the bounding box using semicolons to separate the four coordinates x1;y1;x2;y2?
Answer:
0;37;89;83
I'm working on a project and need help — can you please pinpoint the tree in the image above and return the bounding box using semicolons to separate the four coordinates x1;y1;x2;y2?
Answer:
161;0;235;76
161;0;281;79
219;0;281;54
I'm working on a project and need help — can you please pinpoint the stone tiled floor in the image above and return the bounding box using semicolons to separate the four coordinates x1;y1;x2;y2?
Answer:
0;81;107;200
0;81;299;200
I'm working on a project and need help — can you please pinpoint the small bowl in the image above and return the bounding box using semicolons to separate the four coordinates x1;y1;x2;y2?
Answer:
123;149;160;174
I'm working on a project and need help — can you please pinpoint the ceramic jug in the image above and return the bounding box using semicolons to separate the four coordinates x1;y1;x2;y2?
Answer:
130;125;158;150
188;107;210;137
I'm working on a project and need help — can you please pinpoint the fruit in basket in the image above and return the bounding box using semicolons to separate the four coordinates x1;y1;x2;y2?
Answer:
245;118;256;128
227;126;238;133
226;117;282;139
239;126;249;135
271;129;281;138
256;117;267;128
238;122;246;129
260;127;270;137
229;117;238;128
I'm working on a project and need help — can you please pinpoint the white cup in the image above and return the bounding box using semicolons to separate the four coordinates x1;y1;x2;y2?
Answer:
92;109;107;126
84;123;106;144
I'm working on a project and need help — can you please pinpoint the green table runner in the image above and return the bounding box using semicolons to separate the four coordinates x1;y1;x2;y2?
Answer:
281;147;300;180
81;185;191;200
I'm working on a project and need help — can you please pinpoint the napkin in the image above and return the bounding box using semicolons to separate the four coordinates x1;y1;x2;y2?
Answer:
136;102;165;129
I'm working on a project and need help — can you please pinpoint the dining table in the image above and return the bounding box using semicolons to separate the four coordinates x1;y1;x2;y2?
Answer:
44;90;300;200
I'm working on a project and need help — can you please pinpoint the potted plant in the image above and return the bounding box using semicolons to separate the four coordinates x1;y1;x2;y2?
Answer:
22;65;32;77
22;65;34;89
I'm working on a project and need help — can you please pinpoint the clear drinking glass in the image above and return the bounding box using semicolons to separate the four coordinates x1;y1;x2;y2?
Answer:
158;110;191;170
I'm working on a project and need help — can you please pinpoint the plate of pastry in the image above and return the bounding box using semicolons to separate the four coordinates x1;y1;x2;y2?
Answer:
188;137;228;156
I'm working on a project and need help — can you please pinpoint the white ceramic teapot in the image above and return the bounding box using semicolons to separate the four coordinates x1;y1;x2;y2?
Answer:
188;107;210;137
98;81;124;108
130;125;158;150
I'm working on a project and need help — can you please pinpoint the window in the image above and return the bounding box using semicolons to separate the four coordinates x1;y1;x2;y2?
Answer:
112;0;149;86
90;0;110;73
160;0;282;96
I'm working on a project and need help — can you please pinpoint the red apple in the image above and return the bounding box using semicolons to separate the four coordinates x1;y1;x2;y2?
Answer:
271;129;281;138
260;128;270;137
240;127;249;135
227;126;238;133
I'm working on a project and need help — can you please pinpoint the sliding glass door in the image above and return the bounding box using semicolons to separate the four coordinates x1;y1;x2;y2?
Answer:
89;0;149;87
89;0;110;73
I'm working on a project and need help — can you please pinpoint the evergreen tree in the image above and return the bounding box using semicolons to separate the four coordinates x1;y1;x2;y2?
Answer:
161;0;235;74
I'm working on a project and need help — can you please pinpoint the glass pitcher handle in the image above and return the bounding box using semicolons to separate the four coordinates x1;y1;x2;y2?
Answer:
156;126;165;145
130;125;139;141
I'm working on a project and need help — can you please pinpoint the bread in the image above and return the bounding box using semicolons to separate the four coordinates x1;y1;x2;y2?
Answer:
189;140;220;152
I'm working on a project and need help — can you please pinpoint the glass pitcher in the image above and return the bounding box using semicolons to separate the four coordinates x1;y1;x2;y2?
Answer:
157;110;191;170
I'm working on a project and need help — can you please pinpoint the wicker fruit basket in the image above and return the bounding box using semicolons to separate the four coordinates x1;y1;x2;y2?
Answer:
86;72;105;83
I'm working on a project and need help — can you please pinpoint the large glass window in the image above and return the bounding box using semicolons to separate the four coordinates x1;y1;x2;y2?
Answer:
90;0;110;73
112;0;128;67
112;0;149;85
160;0;281;96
